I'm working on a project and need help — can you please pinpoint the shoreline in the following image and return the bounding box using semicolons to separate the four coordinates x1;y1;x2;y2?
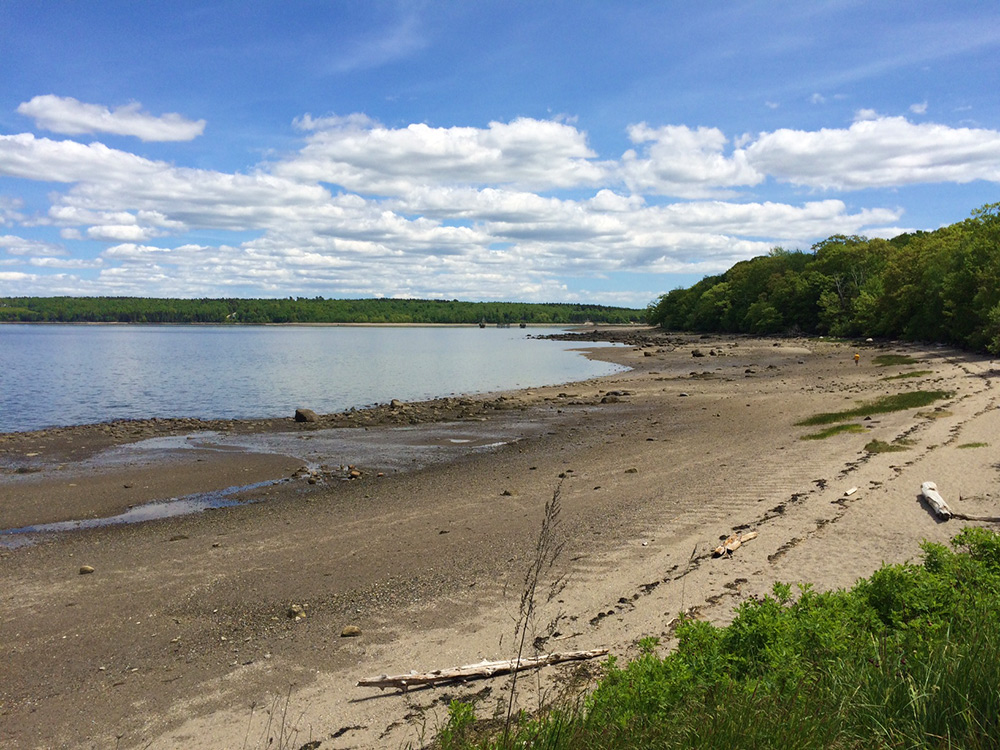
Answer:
0;323;627;436
2;329;998;749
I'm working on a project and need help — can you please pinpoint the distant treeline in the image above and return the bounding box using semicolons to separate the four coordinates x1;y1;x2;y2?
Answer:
648;202;1000;354
0;296;643;326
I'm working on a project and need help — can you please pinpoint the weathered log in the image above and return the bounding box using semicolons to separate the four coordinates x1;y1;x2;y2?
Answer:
921;481;953;519
356;648;609;692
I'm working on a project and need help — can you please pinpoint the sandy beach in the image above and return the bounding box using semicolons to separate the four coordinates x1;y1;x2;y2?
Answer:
1;329;998;750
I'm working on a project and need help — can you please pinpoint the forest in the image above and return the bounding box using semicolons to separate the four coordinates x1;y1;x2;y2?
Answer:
0;296;643;326
647;202;1000;354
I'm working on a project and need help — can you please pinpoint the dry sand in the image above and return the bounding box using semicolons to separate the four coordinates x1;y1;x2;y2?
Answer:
1;329;998;749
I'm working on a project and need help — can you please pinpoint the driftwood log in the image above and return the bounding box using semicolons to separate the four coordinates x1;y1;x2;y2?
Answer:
356;649;609;692
713;530;758;557
921;481;953;519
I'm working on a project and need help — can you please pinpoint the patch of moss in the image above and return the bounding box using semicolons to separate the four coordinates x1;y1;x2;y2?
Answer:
797;390;951;426
864;438;914;453
802;423;868;440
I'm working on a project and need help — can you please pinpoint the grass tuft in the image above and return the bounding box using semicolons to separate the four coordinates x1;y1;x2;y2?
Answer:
883;370;933;380
864;439;913;453
957;442;989;449
802;423;868;440
796;391;951;427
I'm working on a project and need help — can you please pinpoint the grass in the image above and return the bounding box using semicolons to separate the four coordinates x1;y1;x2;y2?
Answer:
883;370;933;380
958;442;989;449
864;438;914;453
802;423;868;440
872;354;920;367
436;528;1000;749
796;390;951;427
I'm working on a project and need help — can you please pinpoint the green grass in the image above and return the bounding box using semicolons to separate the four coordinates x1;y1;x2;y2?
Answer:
438;528;1000;750
801;423;868;440
796;390;951;427
883;370;933;380
958;442;989;449
872;354;920;367
864;438;913;453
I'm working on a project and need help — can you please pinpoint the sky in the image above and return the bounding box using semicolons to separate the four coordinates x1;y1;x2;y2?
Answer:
1;2;999;308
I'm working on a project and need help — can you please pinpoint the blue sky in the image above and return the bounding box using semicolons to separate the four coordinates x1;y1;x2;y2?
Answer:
1;1;998;307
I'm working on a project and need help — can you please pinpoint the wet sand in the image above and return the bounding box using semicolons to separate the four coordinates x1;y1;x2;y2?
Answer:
1;329;998;749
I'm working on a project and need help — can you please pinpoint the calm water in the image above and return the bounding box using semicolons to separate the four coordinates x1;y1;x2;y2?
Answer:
0;325;624;433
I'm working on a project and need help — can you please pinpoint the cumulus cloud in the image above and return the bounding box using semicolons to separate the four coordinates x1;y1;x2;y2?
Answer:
276;115;609;194
620;124;763;198
17;95;205;142
745;116;1000;189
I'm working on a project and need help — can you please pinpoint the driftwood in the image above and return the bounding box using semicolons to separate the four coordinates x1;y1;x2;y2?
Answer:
713;530;758;557
921;481;953;519
357;649;609;692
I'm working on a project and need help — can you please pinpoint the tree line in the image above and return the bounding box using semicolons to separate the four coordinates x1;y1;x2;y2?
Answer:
648;202;1000;354
0;296;644;326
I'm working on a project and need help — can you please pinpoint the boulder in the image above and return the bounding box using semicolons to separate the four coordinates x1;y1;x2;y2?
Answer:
294;408;319;423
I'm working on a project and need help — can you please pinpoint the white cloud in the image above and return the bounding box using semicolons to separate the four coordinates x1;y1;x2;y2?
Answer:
86;224;159;242
0;196;25;226
620;124;762;198
28;256;102;269
276;115;609;195
910;101;929;115
745;116;1000;189
17;95;205;142
0;234;67;256
0;133;168;183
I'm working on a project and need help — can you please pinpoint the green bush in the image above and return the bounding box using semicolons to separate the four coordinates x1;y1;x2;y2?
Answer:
442;528;1000;749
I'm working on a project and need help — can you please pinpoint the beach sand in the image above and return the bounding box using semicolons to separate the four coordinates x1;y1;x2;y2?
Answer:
1;329;998;749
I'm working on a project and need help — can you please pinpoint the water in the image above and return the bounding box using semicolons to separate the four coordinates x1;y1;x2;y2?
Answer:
0;325;625;433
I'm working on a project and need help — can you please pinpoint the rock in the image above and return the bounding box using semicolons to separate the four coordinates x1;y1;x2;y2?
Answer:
294;408;319;423
625;467;638;474
79;565;95;575
601;394;620;403
287;604;307;620
341;625;362;637
390;399;403;408
692;349;705;357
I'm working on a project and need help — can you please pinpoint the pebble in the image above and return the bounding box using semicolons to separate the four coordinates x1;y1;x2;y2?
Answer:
341;625;362;638
79;565;95;575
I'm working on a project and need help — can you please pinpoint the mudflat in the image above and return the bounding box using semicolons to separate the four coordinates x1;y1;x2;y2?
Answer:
2;329;998;749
